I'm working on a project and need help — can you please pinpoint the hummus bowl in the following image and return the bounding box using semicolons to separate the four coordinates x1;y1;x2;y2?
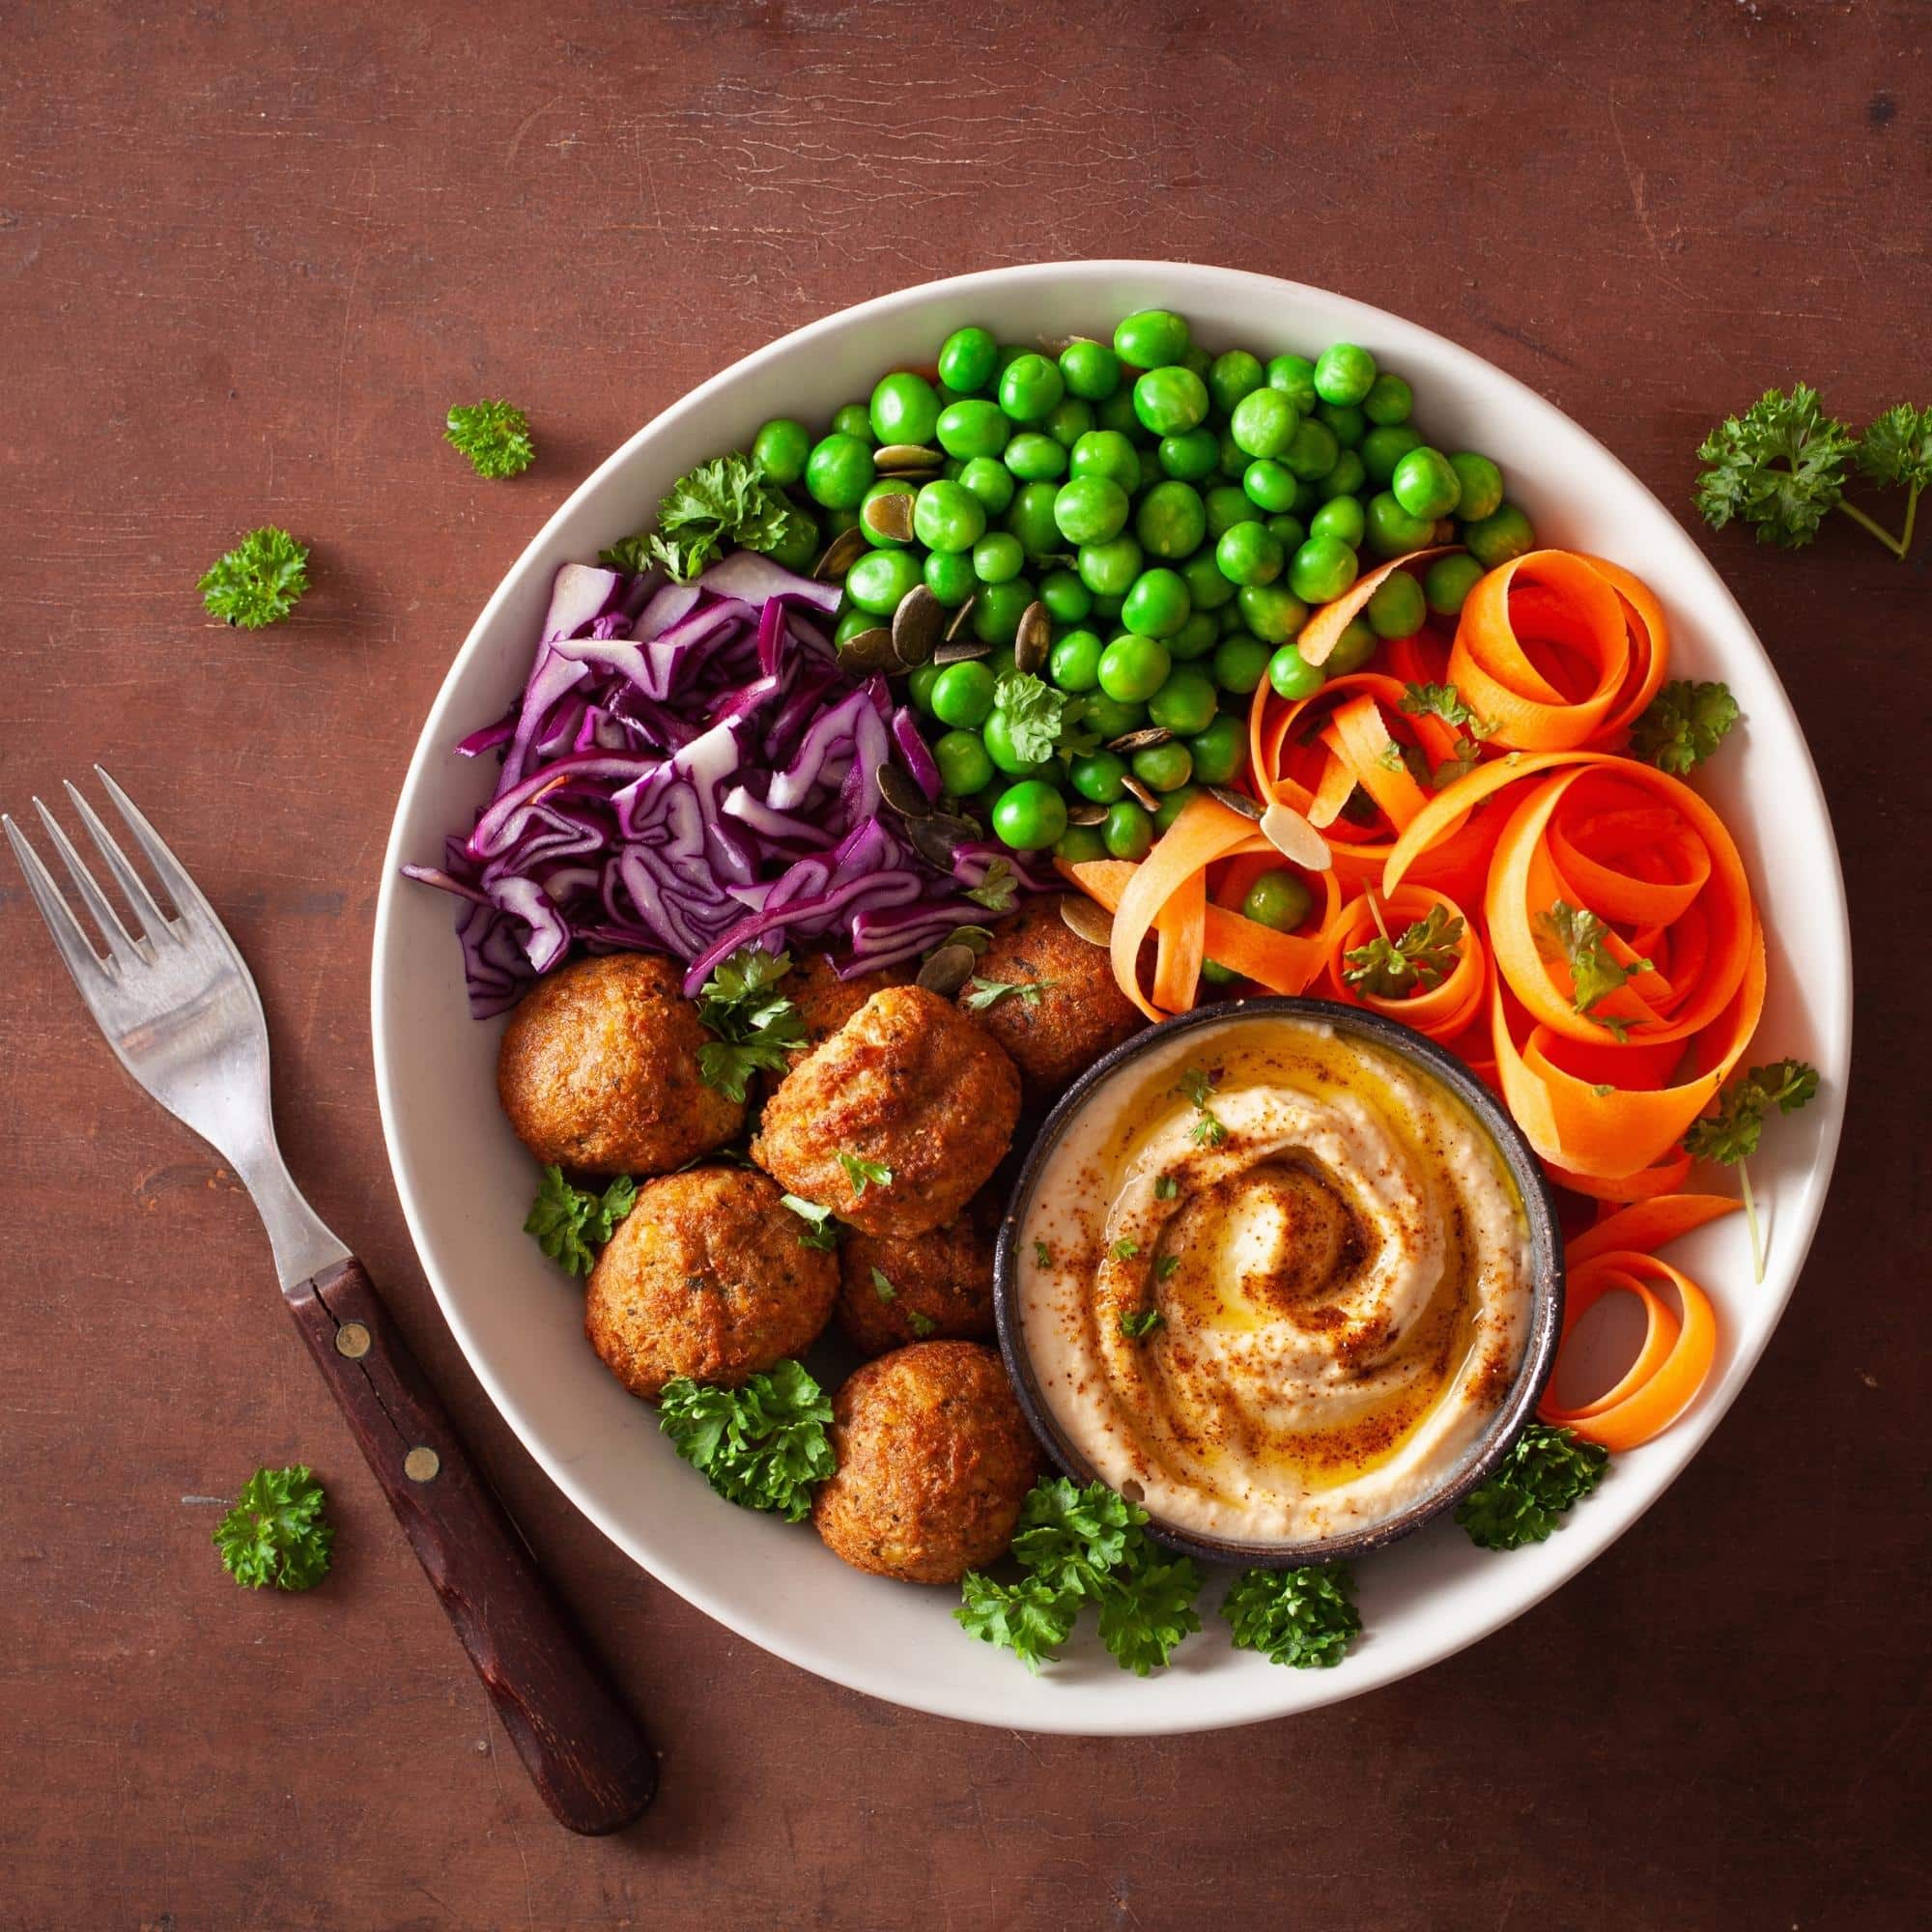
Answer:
997;999;1564;1568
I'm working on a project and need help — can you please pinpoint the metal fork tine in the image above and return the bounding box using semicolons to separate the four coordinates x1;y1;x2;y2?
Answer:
30;796;142;961
91;765;220;934
63;780;177;945
3;813;114;990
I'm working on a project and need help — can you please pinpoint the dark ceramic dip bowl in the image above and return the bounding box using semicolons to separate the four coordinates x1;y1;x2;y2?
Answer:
992;995;1565;1571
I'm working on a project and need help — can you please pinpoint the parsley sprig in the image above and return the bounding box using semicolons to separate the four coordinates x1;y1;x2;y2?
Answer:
838;1151;894;1195
444;399;535;479
602;452;811;582
1173;1065;1228;1147
991;670;1072;765
781;1193;841;1251
1533;900;1650;1040
1344;895;1464;1000
1630;679;1740;775
1455;1423;1609;1550
695;947;806;1102
213;1465;334;1591
198;526;310;630
524;1165;637;1276
965;975;1061;1011
1683;1058;1820;1282
657;1360;835;1521
964;858;1017;914
956;1478;1202;1676
1221;1563;1360;1668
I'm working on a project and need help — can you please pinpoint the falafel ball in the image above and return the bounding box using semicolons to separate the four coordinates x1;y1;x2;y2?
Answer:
785;951;911;1056
812;1342;1042;1583
753;985;1020;1238
837;1206;997;1356
584;1165;836;1399
959;898;1144;1103
497;952;742;1177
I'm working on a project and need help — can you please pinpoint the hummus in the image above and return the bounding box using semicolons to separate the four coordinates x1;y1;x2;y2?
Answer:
1016;1013;1534;1545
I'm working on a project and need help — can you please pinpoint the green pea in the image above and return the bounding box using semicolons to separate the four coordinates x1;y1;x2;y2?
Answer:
1187;713;1246;784
1267;643;1325;699
1134;366;1210;437
1152;783;1202;832
908;661;944;714
1314;400;1366;450
1289;535;1358;606
1208;349;1266;417
1424;553;1485;617
1392;446;1463;520
933;727;995;796
1069;429;1143;494
1094;388;1144;439
1005;432;1067;483
1318;452;1367;501
1265;513;1308;554
930;660;998;729
1283;417;1340;482
1265;353;1320;413
1200;958;1239;987
1182;344;1212;379
981;708;1047;778
998;353;1065;424
1360;373;1413;427
1103;800;1154;861
1113;308;1191;371
973;531;1025;584
1090;591;1124;624
1205;484;1255;540
1243;868;1315;931
1237;459;1296;516
1230;388;1299;460
1054;823;1108;865
1211;632;1270;696
825;506;862;538
1122;568;1192;639
1077;534;1143;597
1238;582;1310;644
835;603;878;648
1149;666;1218;736
1039;568;1093;623
1097;633;1171;703
1133;741;1194;792
1292;479;1323;517
845;546;923;613
752;417;811;486
1137;479;1208;559
1463;501;1536;569
1157;427;1220;482
936;400;1011;461
1310;496;1366;549
1324;618;1378;676
1362;423;1425;486
831;403;876;445
937;326;998;394
991;779;1067;852
1069;749;1128;804
1044;396;1095;449
1049;628;1104;692
974;578;1037;648
1365;490;1439;558
957;455;1015;516
1060;338;1122;401
1007;480;1063;556
1367;570;1427;639
1216;428;1246;478
1054;475;1130;547
924;548;978;608
1313;342;1377;407
1181;550;1236;612
1083;693;1144;740
805;433;876;510
913;479;987;554
859;478;918;548
767;512;820;573
1167;611;1220;662
1216;521;1285;588
1450;452;1506;523
1219;601;1252;636
870;370;941;447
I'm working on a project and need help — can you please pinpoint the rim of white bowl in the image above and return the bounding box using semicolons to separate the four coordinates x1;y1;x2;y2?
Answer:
372;261;1851;1734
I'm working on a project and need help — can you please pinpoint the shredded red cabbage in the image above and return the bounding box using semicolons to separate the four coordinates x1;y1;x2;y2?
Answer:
404;554;1047;1015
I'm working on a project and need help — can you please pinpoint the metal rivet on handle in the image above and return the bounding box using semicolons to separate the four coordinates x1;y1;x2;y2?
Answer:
404;1446;441;1483
334;1321;372;1359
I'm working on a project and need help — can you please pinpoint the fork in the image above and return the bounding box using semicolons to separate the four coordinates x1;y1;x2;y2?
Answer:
5;768;655;1835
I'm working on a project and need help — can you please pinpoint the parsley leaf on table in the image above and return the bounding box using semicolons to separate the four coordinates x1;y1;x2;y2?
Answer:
1693;384;1858;550
1221;1563;1360;1668
1532;900;1650;1038
213;1465;334;1591
197;526;310;630
1630;679;1741;775
1343;901;1464;1000
1683;1058;1820;1282
1454;1423;1609;1550
603;453;811;582
524;1165;637;1276
444;399;535;479
656;1360;835;1522
1854;402;1932;492
695;947;806;1102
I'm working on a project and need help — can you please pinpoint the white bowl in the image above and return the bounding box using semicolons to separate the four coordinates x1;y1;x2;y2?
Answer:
373;262;1850;1735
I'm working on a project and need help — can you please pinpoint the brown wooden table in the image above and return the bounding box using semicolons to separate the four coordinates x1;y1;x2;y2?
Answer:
3;4;1923;1925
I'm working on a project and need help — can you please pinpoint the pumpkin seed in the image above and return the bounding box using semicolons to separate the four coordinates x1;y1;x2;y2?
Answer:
1013;601;1052;675
1060;895;1116;947
1260;800;1334;870
873;443;943;476
838;626;897;675
891;584;943;668
944;594;979;644
1206;785;1264;821
1108;726;1174;753
877;764;932;820
932;635;991;666
915;943;977;998
861;491;917;544
1065;799;1107;827
813;525;868;581
1122;776;1159;811
906;810;978;870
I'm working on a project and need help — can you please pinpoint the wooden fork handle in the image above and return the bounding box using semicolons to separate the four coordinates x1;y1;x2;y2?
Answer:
286;1256;656;1835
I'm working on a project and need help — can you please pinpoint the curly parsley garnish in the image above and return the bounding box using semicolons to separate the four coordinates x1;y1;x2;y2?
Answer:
213;1465;334;1591
1221;1564;1360;1667
1683;1058;1820;1282
1631;679;1741;775
964;975;1061;1011
964;858;1017;914
1455;1423;1609;1550
695;947;806;1102
444;399;535;478
657;1360;835;1522
780;1193;840;1251
1173;1065;1228;1147
1533;899;1651;1039
1344;898;1464;1000
838;1151;894;1196
1119;1307;1165;1341
197;526;310;630
602;452;811;582
524;1165;637;1276
991;670;1071;765
956;1478;1202;1676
